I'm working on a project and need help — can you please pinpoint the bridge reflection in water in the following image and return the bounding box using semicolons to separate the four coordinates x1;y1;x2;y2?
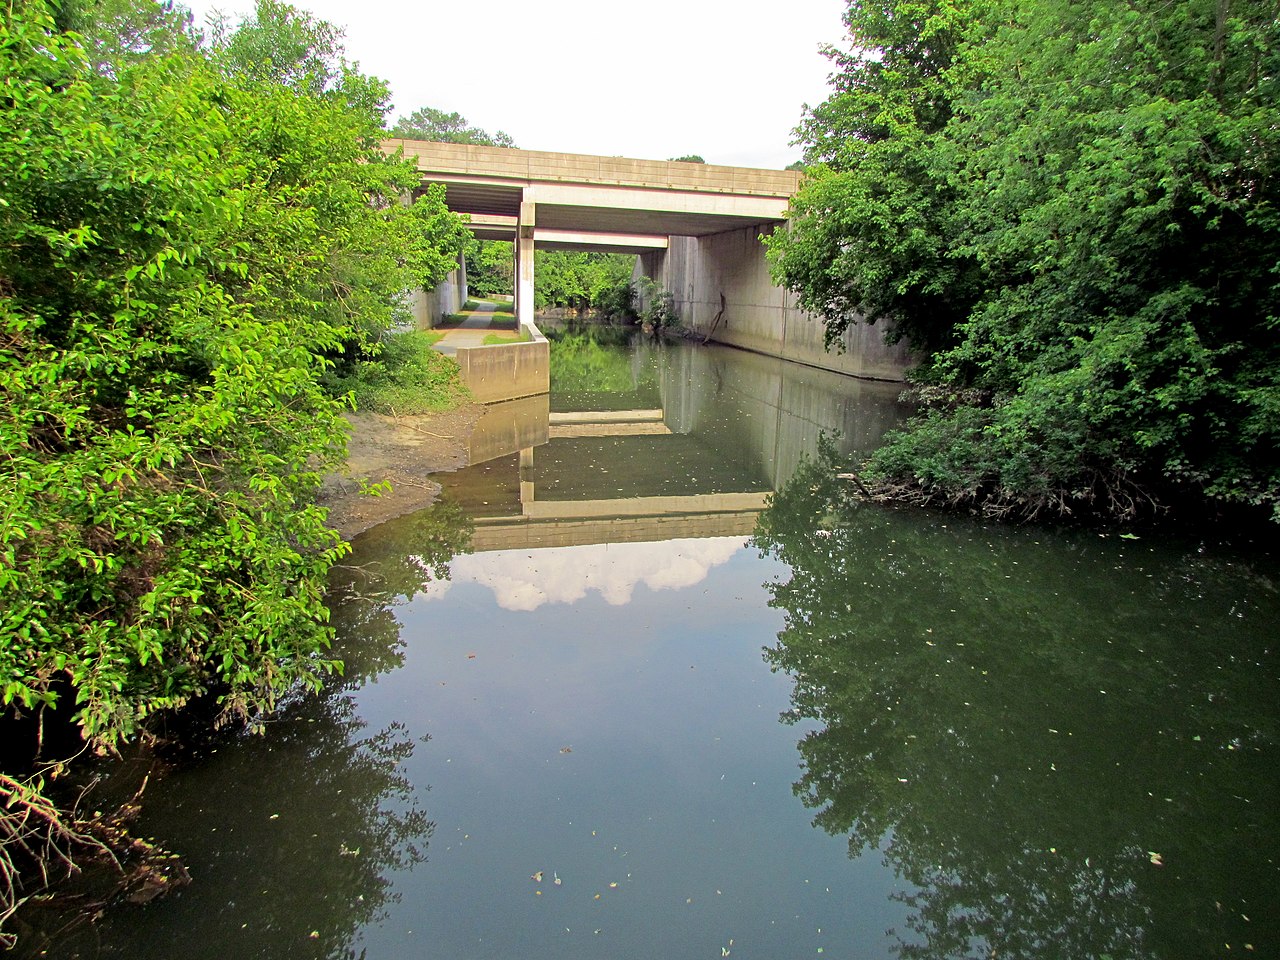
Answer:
437;340;909;553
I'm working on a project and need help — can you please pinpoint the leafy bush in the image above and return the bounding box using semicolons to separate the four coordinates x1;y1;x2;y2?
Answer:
0;0;470;934
770;0;1280;521
328;331;470;414
636;277;681;333
595;280;637;323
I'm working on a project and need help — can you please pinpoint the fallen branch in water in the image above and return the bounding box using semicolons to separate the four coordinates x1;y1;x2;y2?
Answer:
835;471;873;498
1;770;190;950
0;773;112;949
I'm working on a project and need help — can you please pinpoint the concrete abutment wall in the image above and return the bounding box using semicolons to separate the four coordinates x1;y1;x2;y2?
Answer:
412;253;468;329
635;224;912;382
453;323;550;404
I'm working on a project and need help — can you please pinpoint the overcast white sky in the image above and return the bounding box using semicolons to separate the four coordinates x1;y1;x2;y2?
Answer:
182;0;848;169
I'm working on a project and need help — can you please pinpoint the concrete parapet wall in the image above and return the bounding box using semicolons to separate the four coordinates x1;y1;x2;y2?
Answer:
637;225;913;382
385;139;799;199
454;322;550;404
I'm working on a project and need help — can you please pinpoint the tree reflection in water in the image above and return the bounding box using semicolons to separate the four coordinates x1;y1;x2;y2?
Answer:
752;441;1279;960
327;497;475;680
30;502;478;960
546;328;661;411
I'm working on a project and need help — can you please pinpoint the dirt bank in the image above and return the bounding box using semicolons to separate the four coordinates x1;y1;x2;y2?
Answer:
318;404;484;540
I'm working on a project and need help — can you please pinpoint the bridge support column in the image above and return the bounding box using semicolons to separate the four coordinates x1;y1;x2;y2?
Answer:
516;200;535;327
457;247;469;306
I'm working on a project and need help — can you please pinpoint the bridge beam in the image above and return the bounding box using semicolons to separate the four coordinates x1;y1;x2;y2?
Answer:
467;213;516;241
534;229;667;253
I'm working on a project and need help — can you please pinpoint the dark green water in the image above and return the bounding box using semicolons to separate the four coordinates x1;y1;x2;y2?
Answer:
24;337;1280;959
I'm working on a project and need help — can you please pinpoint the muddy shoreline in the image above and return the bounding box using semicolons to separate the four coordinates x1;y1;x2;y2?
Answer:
318;404;484;541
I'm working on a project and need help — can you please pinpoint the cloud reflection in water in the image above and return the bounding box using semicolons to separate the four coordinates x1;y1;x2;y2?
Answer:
417;536;746;610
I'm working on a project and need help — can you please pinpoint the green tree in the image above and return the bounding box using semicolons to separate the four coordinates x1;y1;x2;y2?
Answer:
209;0;470;368
465;238;514;298
0;0;469;935
771;0;1280;521
534;250;636;319
669;154;706;163
388;105;515;147
207;0;341;94
767;0;987;355
56;0;198;73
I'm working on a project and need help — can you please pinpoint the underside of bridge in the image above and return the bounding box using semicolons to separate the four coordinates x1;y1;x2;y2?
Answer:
386;138;911;382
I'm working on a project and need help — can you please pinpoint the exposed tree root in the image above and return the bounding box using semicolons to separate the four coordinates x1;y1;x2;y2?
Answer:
837;466;1166;524
1;771;190;950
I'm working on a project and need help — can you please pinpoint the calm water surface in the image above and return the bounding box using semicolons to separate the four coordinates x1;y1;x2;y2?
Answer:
34;336;1280;959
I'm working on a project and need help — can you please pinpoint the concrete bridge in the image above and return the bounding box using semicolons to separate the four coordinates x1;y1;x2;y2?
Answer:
385;138;911;391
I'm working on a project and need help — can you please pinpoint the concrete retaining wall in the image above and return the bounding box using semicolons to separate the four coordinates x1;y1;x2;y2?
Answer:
413;260;468;329
636;224;913;382
453;322;550;404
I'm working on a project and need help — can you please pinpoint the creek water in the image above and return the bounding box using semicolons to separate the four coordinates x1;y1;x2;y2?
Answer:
28;334;1280;959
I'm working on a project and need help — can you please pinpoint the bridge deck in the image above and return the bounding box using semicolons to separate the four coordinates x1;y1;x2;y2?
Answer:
383;139;798;237
384;139;799;197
